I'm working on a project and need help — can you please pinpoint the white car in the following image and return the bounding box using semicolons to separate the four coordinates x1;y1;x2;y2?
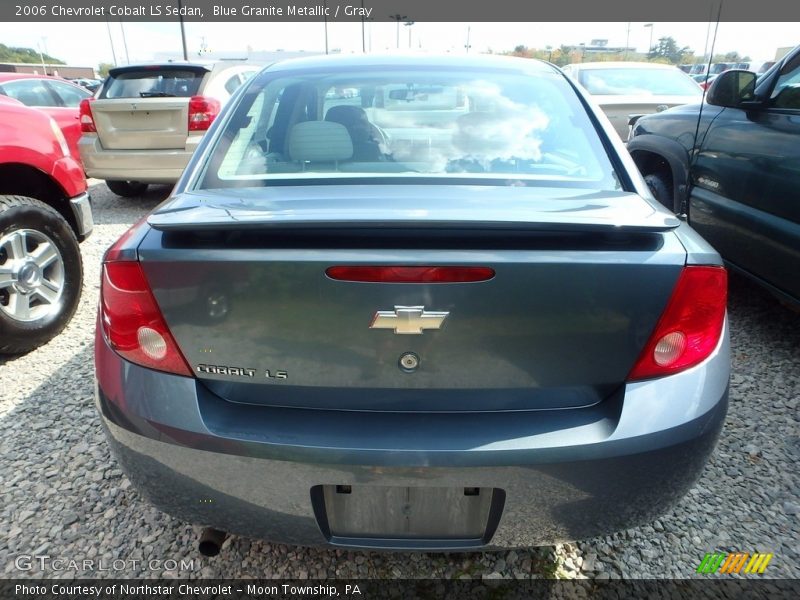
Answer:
562;62;702;139
78;62;259;197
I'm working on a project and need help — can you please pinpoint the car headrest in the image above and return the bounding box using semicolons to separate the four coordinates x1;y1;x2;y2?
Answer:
325;105;371;129
288;121;353;162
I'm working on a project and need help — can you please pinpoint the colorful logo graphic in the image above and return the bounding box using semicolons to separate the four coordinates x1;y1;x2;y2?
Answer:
696;552;773;574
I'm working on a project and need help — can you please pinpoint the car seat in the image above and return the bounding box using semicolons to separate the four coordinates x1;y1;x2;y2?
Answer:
324;105;383;161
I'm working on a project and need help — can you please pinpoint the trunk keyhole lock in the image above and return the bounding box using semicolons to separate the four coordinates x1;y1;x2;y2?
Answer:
399;352;420;373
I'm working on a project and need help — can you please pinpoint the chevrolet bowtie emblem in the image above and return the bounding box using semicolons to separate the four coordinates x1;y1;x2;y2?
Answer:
369;306;449;335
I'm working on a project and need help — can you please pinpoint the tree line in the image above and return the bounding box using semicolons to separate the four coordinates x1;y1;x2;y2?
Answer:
0;43;65;65
507;37;749;66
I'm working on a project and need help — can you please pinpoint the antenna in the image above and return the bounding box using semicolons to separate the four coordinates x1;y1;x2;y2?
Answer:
684;0;723;218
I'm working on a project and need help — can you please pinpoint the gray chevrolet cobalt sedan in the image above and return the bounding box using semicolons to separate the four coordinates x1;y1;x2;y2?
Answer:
95;54;729;553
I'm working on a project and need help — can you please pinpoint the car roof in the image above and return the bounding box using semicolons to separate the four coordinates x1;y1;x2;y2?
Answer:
264;53;560;74
0;73;83;84
567;62;680;70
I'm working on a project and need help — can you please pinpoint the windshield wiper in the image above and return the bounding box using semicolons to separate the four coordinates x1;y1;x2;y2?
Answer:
139;92;176;97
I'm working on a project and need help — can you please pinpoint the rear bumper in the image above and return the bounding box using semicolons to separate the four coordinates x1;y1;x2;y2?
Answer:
78;135;200;183
95;325;730;549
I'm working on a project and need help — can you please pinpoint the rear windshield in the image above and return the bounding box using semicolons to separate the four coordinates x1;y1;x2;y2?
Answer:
197;65;622;191
578;68;702;96
100;68;206;99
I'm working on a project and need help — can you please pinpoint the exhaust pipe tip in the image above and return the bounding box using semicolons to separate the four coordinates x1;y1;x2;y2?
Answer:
198;527;227;557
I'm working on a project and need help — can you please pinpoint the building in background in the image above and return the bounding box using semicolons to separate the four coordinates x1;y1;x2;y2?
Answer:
562;39;636;56
0;63;95;78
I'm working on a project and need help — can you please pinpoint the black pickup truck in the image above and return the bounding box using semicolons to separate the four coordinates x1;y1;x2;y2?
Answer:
628;44;800;306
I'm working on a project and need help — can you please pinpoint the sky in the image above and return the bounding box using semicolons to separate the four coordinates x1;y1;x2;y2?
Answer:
3;21;797;67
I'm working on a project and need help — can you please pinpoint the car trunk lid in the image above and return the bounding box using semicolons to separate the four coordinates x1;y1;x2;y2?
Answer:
138;185;685;412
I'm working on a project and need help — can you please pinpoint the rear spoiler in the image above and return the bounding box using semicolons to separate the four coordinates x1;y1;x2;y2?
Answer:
108;64;211;78
147;188;681;234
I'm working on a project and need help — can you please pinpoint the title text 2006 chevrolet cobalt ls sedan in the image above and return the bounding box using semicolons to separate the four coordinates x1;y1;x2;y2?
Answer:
95;55;729;551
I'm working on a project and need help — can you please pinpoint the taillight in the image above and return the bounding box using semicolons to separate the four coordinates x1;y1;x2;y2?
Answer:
188;95;220;131
628;266;727;381
326;266;495;283
100;260;193;377
79;98;96;133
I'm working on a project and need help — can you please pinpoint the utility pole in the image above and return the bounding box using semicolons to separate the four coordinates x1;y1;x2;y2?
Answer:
624;22;630;60
405;20;414;49
644;23;654;59
360;1;366;53
106;21;118;66
178;0;189;60
464;26;471;53
119;22;130;64
323;0;329;54
37;41;47;75
389;14;407;49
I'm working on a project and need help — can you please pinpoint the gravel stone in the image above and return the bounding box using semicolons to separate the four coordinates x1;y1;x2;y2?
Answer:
1;181;798;579
783;502;800;516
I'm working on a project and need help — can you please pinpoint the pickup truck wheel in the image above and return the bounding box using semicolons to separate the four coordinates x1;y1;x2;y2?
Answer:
106;180;148;198
644;173;675;212
0;195;83;354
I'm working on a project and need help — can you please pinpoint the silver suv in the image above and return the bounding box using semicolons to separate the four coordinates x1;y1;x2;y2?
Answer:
78;62;259;197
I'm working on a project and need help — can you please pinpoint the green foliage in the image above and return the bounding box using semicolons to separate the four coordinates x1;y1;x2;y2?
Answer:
723;51;750;62
710;52;751;64
97;62;114;78
0;43;64;65
502;44;651;66
503;38;752;69
647;36;692;65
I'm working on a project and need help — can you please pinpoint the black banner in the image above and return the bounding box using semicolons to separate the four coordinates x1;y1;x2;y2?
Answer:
2;0;800;22
2;579;800;600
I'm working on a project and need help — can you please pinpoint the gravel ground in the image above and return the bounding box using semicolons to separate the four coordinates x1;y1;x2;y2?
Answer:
1;180;798;579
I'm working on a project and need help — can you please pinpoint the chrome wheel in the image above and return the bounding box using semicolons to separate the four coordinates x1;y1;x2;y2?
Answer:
0;228;65;322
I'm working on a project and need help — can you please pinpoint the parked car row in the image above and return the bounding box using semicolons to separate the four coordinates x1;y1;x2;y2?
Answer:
630;44;800;307
681;60;776;77
0;73;92;160
66;77;103;93
691;72;717;90
2;46;797;555
0;61;258;354
95;53;731;553
561;49;799;307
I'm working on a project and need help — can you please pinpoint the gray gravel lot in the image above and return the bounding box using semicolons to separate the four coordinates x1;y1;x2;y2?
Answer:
1;181;798;579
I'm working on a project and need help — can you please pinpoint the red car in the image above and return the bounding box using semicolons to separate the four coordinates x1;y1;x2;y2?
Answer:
0;95;93;353
0;73;93;164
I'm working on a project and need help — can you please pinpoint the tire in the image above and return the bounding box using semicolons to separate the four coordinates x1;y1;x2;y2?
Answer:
644;173;675;212
106;180;148;197
0;195;83;354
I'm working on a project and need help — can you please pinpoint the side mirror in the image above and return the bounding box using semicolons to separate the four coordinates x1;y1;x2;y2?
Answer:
706;70;758;108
